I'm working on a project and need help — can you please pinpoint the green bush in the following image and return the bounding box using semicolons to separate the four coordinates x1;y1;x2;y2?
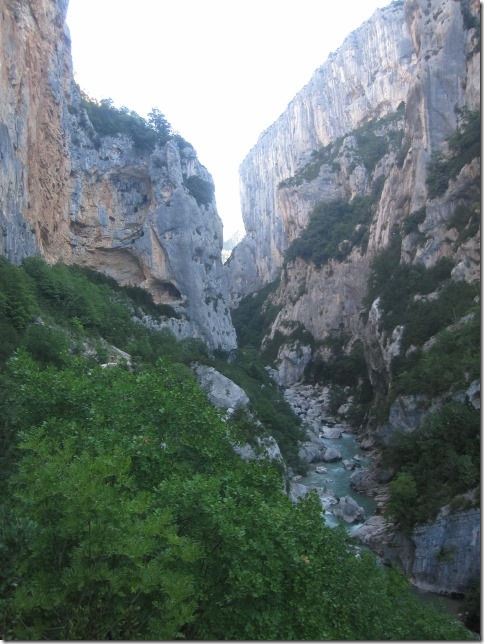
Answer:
183;174;215;207
391;309;479;398
447;203;481;241
426;109;480;198
231;277;282;349
284;196;374;268
0;352;474;640
0;256;38;330
79;94;183;153
383;400;480;529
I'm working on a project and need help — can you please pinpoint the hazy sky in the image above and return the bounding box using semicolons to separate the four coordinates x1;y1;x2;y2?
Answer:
66;0;389;239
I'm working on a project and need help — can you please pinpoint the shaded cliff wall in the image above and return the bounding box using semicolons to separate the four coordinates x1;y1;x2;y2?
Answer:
0;0;236;351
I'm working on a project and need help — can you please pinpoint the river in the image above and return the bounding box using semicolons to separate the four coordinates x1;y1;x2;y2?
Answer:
294;418;465;624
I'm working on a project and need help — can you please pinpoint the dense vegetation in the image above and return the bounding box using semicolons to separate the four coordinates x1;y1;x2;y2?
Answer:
284;195;375;267
426;109;480;198
78;93;189;152
383;401;480;531
231;277;282;349
182;173;215;207
0;256;474;640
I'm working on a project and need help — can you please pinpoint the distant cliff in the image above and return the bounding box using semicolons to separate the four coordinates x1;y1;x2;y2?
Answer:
0;0;236;351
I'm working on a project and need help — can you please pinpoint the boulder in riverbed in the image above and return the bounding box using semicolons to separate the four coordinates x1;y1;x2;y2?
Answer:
322;446;342;462
332;495;365;524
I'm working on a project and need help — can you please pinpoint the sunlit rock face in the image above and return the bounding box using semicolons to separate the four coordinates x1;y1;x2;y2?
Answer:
226;0;480;378
0;0;236;351
226;0;415;299
0;0;72;265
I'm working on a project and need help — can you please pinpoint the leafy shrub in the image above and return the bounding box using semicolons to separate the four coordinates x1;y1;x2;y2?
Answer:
21;324;69;367
212;346;307;473
183;174;215;207
231;277;282;349
391;309;480;398
447;202;481;241
79;94;183;153
284;196;374;268
383;400;480;529
426;109;480;198
363;245;456;341
261;323;315;365
0;256;38;329
401;208;426;236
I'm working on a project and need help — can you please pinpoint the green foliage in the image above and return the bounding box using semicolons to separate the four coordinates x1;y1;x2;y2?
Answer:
279;136;344;188
391;309;480;398
402;208;426;236
21;323;69;367
462;582;480;633
279;104;405;188
182;174;215;207
304;338;373;427
383;401;480;529
0;246;477;639
17;257;182;366
213;346;307;474
426;109;480;198
400;279;479;352
0;256;38;330
285;196;374;268
261;322;315;365
447;202;481;242
79;94;186;153
0;286;475;640
231;277;282;349
304;337;367;388
362;238;472;351
352;122;390;173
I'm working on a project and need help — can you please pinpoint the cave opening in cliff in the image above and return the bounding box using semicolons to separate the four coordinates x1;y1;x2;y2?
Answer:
150;278;183;304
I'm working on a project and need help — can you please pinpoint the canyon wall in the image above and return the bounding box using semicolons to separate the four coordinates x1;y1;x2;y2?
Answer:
226;0;479;384
0;0;236;351
226;0;480;302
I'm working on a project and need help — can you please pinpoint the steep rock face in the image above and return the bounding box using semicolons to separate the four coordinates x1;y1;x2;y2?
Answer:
0;0;236;351
226;0;415;297
225;0;480;598
0;0;72;264
226;0;480;347
355;506;480;596
226;0;479;402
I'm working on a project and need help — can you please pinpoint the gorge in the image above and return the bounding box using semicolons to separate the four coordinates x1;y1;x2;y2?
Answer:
0;0;480;638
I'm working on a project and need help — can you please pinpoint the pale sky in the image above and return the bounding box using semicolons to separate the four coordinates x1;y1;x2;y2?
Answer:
66;0;390;239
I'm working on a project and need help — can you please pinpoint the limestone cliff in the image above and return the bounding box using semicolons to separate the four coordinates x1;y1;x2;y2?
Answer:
0;0;236;351
226;0;479;379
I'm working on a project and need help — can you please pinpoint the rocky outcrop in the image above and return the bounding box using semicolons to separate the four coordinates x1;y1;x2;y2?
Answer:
354;505;480;596
192;364;249;412
0;0;236;351
193;363;285;467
